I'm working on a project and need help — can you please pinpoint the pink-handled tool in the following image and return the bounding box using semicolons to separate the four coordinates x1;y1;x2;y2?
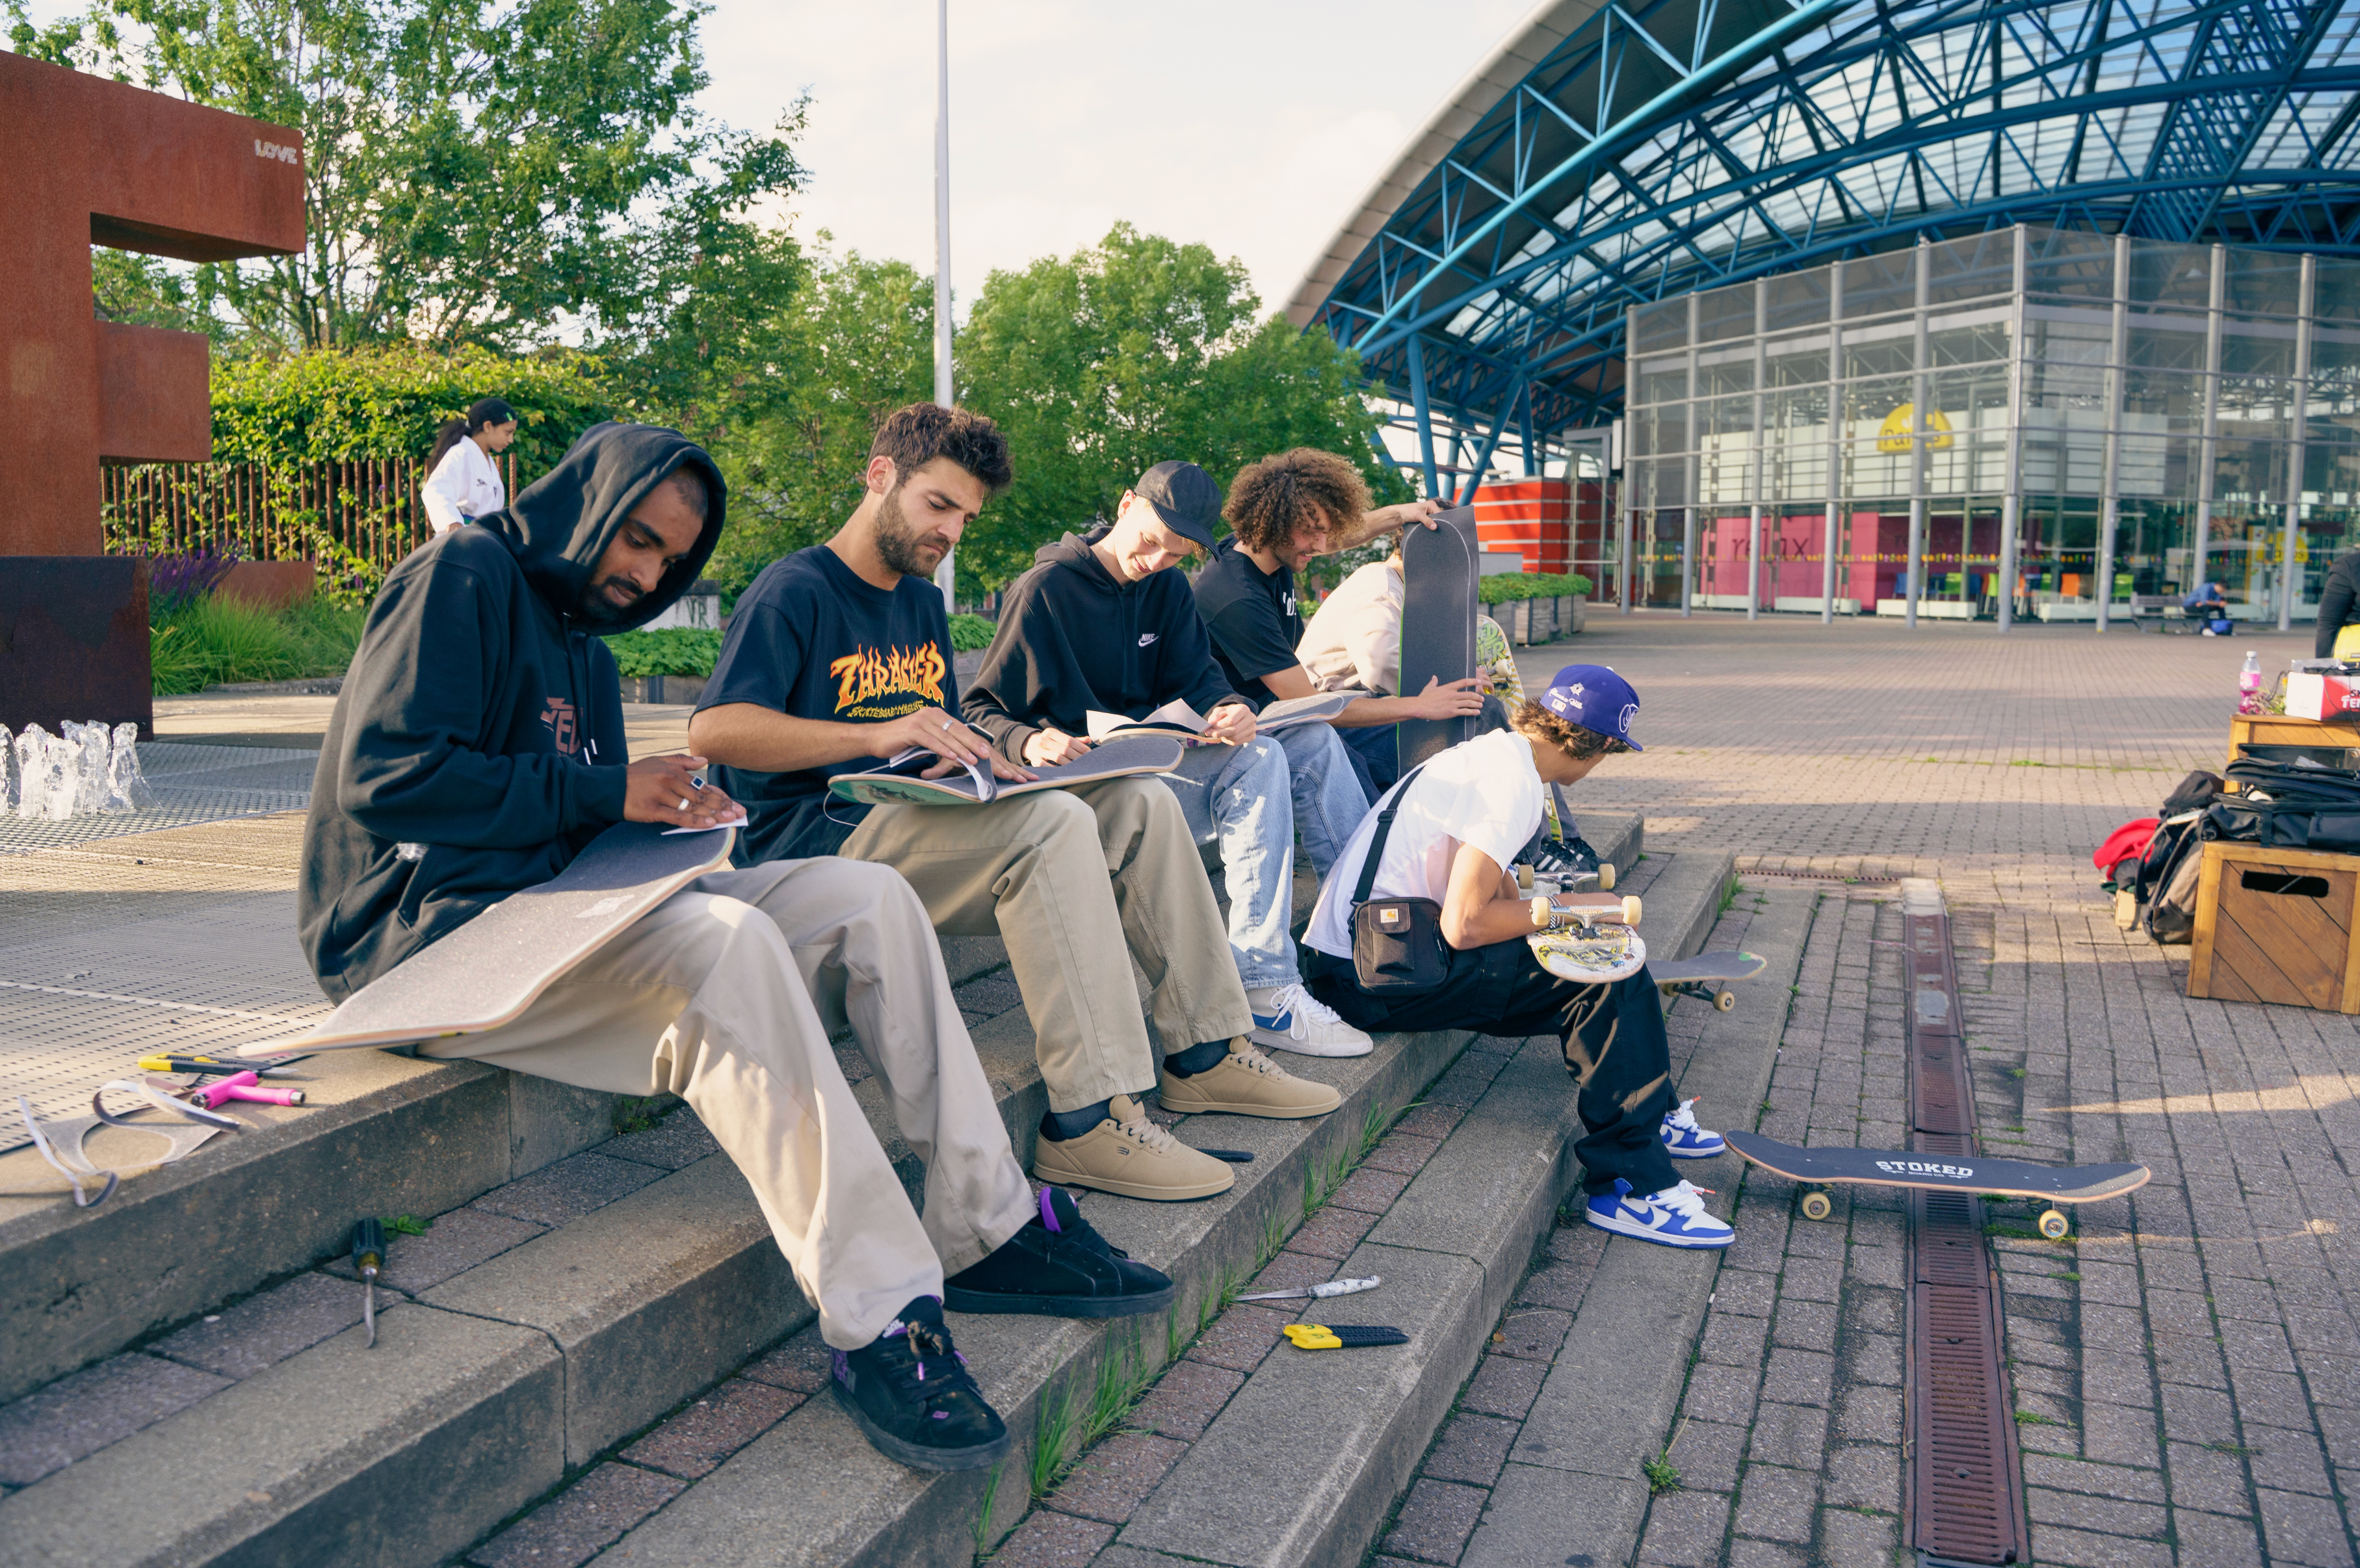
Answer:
183;1071;306;1110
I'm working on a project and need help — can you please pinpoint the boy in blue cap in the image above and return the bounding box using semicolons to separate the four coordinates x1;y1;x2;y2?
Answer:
1299;665;1735;1249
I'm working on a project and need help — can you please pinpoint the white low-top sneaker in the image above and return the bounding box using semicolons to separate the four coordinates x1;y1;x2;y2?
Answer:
1660;1097;1727;1158
1585;1179;1736;1249
1247;982;1373;1057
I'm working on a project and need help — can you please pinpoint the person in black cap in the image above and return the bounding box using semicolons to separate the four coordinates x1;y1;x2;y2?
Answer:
965;461;1374;1058
1298;664;1736;1251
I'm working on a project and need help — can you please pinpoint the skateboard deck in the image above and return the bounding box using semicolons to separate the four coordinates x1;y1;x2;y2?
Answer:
1727;1130;2150;1205
1527;925;1648;985
1397;505;1481;774
830;733;1185;807
237;822;736;1055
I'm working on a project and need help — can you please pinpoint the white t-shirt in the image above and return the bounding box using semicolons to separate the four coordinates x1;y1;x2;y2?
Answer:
421;438;507;532
1304;728;1544;958
1298;558;1402;694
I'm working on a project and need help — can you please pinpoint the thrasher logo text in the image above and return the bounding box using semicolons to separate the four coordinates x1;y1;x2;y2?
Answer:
1874;1159;1973;1178
830;642;947;719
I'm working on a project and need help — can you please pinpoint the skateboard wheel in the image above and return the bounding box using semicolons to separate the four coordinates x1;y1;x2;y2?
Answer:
1801;1190;1833;1221
1516;864;1534;894
1713;989;1736;1013
2038;1209;2070;1240
1598;863;1616;892
1621;895;1642;927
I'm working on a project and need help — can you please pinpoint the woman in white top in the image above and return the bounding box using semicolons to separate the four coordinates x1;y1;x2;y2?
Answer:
1300;664;1736;1251
421;398;519;532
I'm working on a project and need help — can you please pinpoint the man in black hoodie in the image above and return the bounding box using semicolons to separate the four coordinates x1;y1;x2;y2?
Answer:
300;422;1171;1474
963;461;1373;1059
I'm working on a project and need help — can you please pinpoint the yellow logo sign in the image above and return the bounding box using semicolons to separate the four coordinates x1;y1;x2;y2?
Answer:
830;643;947;719
1877;404;1954;453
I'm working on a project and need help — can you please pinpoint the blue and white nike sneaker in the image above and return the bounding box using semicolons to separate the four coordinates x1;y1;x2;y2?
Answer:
1660;1098;1725;1159
1247;982;1372;1058
1585;1179;1736;1249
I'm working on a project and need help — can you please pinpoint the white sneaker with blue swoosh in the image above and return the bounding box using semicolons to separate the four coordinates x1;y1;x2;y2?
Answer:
1660;1097;1725;1158
1585;1179;1735;1248
1246;982;1372;1057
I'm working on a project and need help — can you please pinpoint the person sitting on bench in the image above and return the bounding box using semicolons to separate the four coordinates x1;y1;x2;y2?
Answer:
1193;448;1485;804
2184;580;2231;635
688;406;1337;1207
301;421;1171;1476
1298;664;1736;1249
963;460;1370;1058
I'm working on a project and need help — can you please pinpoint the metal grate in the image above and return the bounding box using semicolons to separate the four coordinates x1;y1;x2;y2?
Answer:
1900;880;2028;1566
0;742;316;856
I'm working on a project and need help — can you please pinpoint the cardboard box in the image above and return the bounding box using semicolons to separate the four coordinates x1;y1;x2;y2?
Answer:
2288;672;2360;722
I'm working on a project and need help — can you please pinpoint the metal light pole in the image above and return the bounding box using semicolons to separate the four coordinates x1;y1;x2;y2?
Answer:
930;0;957;611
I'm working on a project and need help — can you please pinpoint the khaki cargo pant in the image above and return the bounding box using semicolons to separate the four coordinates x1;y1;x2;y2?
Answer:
839;777;1252;1113
424;857;1036;1351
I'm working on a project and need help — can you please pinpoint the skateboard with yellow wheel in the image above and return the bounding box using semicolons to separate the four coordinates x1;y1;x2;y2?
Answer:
1725;1130;2149;1239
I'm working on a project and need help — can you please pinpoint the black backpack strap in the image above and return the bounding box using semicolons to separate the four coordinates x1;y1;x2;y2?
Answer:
1353;765;1426;907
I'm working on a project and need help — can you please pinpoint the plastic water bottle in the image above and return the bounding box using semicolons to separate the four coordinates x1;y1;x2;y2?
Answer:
2239;651;2264;715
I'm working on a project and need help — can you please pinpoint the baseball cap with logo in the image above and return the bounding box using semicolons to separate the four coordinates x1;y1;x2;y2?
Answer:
1538;664;1644;751
1131;460;1222;551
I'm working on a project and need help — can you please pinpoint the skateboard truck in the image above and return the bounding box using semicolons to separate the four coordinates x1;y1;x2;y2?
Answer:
1528;894;1642;934
1515;863;1616;896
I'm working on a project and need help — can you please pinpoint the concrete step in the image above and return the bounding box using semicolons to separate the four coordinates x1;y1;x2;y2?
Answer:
0;813;1669;1568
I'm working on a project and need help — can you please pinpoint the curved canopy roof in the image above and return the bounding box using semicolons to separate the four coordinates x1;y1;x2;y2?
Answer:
1293;0;2360;449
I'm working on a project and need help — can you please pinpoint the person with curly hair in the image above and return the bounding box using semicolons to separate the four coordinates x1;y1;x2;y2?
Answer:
1300;666;1735;1251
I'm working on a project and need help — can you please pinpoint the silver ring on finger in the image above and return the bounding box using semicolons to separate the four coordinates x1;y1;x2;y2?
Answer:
678;796;689;810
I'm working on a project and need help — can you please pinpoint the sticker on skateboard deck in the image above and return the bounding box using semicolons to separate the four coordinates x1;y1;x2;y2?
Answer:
1397;505;1481;774
1527;925;1649;985
1651;949;1768;1012
830;733;1187;808
1725;1129;2151;1236
237;822;737;1056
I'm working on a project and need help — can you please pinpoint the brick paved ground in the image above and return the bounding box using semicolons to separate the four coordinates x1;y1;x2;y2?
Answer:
1478;612;2360;1567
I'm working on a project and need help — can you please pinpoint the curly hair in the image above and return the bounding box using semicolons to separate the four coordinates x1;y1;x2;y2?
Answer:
1510;699;1632;763
1223;448;1372;554
870;403;1014;495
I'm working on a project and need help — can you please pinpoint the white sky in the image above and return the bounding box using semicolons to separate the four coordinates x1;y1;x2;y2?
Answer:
691;0;1532;317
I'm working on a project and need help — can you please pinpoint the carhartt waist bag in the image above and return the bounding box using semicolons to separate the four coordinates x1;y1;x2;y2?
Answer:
1349;766;1450;995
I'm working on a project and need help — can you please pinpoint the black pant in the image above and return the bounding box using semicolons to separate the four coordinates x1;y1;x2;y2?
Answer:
1305;943;1679;1198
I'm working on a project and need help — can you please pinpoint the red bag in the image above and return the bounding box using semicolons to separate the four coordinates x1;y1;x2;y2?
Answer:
2092;818;2160;876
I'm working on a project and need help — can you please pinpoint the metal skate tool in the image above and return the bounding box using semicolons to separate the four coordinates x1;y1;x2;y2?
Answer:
1237;1275;1382;1303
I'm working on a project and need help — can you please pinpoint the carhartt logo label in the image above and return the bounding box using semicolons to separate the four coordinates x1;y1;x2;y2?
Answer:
540;697;580;754
254;139;299;164
1874;1159;1973;1179
1138;633;1157;647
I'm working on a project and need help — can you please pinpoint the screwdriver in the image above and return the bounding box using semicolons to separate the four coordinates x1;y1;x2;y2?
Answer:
352;1218;385;1348
136;1052;309;1077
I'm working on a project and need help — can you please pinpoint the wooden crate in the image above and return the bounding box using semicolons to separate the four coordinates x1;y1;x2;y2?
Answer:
2188;843;2360;1013
2227;714;2360;770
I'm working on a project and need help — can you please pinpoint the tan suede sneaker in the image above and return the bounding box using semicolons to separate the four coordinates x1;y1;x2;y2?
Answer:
1031;1094;1235;1201
1157;1038;1342;1119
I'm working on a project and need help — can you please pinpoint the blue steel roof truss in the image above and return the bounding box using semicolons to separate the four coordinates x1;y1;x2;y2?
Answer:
1311;0;2360;448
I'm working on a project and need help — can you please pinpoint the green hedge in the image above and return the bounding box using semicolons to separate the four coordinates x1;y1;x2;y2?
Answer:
1478;572;1593;604
211;344;619;473
150;597;365;695
949;613;996;652
601;628;723;678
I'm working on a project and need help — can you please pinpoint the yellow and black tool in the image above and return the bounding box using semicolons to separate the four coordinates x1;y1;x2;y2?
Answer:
1282;1324;1409;1350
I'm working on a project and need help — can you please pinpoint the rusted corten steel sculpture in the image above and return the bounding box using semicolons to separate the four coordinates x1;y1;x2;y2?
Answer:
0;51;304;735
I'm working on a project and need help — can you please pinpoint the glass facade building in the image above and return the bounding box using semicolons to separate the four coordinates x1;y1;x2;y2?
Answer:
1619;226;2360;628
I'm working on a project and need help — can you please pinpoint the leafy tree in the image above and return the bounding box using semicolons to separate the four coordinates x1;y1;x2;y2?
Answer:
952;222;1406;590
7;0;804;354
700;248;934;595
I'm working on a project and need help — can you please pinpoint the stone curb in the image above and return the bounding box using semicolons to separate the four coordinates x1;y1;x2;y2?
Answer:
1458;883;1818;1567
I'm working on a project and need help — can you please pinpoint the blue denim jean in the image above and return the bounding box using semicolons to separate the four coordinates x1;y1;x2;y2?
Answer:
1273;721;1373;879
1157;737;1304;991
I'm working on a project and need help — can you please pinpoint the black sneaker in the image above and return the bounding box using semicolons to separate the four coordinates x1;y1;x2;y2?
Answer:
830;1296;1010;1470
1532;835;1600;877
943;1187;1177;1318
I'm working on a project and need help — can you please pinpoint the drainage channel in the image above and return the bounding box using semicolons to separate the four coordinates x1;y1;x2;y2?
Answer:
1898;877;2028;1567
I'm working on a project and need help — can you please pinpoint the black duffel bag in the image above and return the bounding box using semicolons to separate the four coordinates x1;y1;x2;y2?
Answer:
2206;798;2360;852
2224;758;2360;809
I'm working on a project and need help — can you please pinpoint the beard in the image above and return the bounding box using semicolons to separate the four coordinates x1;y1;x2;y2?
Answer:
575;577;643;627
874;486;949;579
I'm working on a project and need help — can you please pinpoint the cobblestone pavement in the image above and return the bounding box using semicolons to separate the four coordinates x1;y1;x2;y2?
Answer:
1484;614;2360;1567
